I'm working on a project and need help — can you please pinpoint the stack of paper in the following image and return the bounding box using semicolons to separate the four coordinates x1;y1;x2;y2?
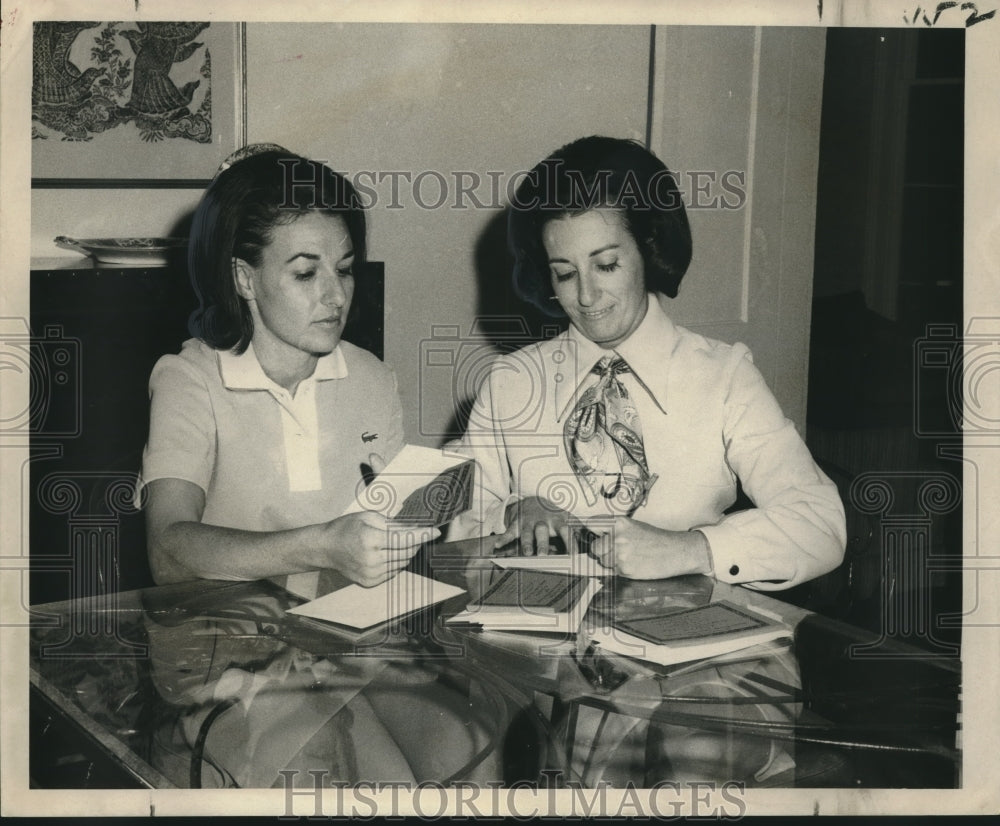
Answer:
588;601;792;667
446;568;602;634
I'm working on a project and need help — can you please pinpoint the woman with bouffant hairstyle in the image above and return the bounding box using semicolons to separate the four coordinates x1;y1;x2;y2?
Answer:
140;145;422;588
450;133;846;786
454;135;845;590
140;146;496;788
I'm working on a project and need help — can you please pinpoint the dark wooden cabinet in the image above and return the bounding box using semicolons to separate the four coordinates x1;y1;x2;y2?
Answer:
29;263;198;605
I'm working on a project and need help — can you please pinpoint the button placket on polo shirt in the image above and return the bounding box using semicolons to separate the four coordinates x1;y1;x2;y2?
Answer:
273;381;323;492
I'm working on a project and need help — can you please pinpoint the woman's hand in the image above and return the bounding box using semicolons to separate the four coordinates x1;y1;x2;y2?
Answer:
144;471;437;588
319;510;437;588
584;517;713;580
493;496;575;556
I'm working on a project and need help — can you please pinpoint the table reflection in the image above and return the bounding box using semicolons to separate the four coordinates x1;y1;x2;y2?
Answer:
29;545;961;790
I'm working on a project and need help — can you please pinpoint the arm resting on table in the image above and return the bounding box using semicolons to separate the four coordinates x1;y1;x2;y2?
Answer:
144;478;423;587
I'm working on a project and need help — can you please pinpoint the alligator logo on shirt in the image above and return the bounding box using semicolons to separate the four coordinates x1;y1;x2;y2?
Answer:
361;431;378;443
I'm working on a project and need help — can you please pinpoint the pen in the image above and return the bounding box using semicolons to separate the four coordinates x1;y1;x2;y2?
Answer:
443;621;484;631
577;473;660;569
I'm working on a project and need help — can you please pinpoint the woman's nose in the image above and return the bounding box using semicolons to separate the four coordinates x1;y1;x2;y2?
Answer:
577;272;598;307
321;272;347;306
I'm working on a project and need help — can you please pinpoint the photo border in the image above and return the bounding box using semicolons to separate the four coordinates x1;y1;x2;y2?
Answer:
2;0;997;818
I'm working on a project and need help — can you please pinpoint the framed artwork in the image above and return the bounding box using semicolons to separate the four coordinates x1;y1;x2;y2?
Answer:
31;21;246;188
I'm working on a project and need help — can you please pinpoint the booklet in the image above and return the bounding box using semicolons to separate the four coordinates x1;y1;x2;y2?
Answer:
286;571;465;631
588;600;792;667
344;444;474;528
493;553;615;578
445;568;603;634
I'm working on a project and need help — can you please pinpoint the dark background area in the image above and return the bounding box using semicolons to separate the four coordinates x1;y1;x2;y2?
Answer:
801;27;964;650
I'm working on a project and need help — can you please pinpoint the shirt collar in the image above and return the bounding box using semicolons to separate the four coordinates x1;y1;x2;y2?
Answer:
555;293;675;419
218;342;348;391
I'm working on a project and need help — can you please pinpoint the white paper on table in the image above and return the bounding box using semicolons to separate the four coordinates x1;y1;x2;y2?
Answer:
286;571;465;630
493;554;615;578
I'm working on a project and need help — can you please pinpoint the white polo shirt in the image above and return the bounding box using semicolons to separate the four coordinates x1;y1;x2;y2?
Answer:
140;338;405;533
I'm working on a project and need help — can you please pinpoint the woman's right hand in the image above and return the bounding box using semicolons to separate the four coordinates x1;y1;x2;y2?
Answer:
144;478;436;587
320;510;438;587
493;496;575;556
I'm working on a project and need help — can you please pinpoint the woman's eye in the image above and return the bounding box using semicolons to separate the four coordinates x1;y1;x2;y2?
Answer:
597;261;620;273
337;267;354;278
294;270;316;281
553;270;576;283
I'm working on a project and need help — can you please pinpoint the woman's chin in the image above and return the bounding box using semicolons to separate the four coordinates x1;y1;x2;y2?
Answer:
305;333;342;356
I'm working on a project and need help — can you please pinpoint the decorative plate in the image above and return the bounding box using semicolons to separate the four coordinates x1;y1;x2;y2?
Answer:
54;236;187;265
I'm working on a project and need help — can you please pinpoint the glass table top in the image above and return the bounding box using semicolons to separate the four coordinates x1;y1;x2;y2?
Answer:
29;541;961;791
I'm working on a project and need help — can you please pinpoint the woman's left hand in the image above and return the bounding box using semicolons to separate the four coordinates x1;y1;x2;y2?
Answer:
584;517;713;580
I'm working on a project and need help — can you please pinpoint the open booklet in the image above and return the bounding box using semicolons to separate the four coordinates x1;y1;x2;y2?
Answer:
445;567;602;634
282;445;473;632
344;444;474;527
588;600;793;667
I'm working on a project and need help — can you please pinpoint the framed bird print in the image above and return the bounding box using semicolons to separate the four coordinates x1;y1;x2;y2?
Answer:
31;21;246;187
